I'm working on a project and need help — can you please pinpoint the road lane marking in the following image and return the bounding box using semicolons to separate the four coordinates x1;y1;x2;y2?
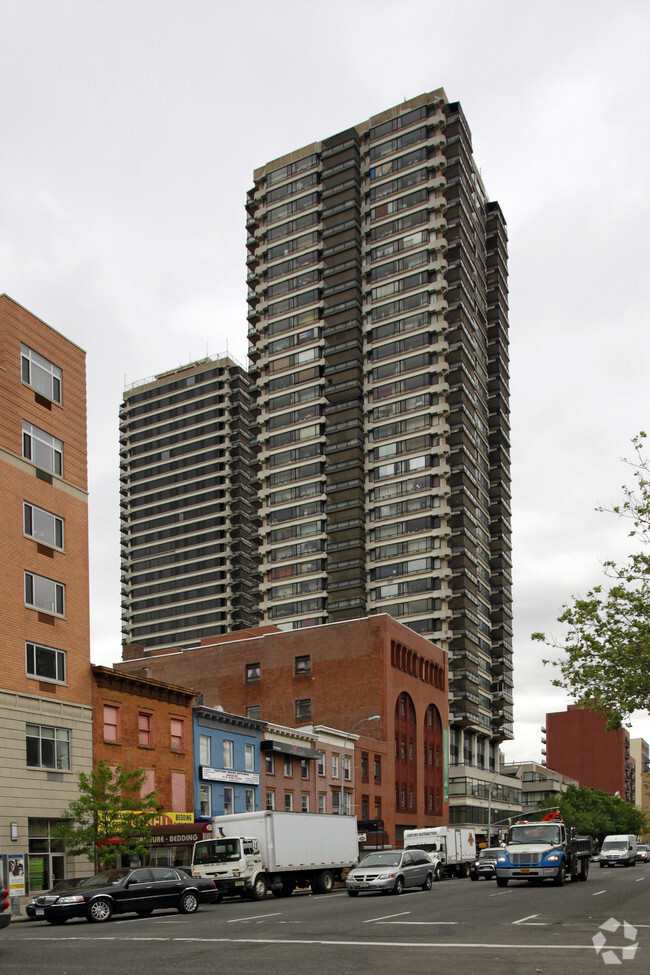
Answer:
364;911;410;923
513;914;545;926
228;912;282;923
20;935;616;950
383;921;457;926
592;890;607;896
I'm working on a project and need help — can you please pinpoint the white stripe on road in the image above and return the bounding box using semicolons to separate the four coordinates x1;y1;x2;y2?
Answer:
513;914;545;926
228;912;283;922
364;911;410;923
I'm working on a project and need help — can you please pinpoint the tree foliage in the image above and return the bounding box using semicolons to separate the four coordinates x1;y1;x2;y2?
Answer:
53;760;159;871
533;433;650;727
537;785;647;845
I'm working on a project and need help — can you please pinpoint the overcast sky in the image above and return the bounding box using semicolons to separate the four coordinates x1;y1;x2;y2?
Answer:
3;0;650;763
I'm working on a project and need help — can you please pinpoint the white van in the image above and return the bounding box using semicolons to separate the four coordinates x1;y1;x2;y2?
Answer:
599;834;638;867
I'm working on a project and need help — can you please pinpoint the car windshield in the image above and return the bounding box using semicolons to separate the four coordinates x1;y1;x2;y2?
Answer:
479;848;500;859
78;870;130;889
601;841;627;851
358;853;401;868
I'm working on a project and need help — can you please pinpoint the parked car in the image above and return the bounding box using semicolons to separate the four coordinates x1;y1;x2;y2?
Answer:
26;866;215;924
636;843;649;864
0;887;10;931
469;847;501;881
176;866;221;902
346;849;434;896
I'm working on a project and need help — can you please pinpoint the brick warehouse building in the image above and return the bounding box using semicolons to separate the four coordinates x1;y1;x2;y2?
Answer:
118;614;448;845
545;704;636;804
0;295;92;892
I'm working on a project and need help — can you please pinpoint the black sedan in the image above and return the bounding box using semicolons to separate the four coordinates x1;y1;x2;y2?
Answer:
26;866;215;924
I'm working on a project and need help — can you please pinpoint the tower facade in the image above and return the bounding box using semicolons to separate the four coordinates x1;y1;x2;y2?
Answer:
119;355;260;652
0;294;92;889
246;91;513;824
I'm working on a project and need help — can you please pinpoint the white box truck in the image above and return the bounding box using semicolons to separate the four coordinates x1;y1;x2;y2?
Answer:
191;810;359;900
403;826;477;879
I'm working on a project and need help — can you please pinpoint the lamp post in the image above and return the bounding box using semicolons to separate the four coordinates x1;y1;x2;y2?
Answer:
340;715;381;815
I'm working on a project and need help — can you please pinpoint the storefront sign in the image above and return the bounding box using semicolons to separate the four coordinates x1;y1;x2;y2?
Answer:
200;766;259;785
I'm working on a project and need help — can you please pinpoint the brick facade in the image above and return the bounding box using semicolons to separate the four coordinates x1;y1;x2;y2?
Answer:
119;614;449;845
92;666;198;815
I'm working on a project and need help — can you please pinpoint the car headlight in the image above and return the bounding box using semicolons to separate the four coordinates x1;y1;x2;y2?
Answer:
377;873;394;880
56;895;85;904
27;898;37;907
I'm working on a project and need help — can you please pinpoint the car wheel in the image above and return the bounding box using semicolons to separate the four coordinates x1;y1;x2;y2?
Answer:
470;873;478;882
136;909;153;917
347;889;359;897
422;872;433;891
179;890;199;914
599;861;606;868
88;897;113;923
393;876;404;895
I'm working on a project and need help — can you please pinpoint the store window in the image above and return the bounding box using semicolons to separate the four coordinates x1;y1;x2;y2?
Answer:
28;819;65;893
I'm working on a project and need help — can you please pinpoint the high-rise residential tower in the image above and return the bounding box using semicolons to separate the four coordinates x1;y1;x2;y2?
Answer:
246;90;513;824
119;355;260;652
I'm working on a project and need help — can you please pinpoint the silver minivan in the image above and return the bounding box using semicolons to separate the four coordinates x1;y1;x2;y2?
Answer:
346;849;434;896
599;834;638;867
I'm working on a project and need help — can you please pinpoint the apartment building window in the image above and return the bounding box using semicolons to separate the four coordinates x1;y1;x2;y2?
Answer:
171;772;186;811
26;641;66;683
26;724;70;771
199;734;211;766
245;744;255;772
247;705;261;719
374;756;382;783
265;752;275;775
360;753;369;782
361;796;369;819
295;698;311;721
25;571;64;616
24;502;64;550
283;756;292;776
284;792;293;812
295;654;311;675
266;791;275;810
103;704;120;743
224;787;234;815
318;793;326;814
138;712;153;748
332;755;339;779
300;759;309;779
343;756;352;781
246;789;255;812
200;785;211;817
332;791;340;815
301;794;310;813
246;662;261;681
317;751;325;776
223;739;234;769
22;421;63;476
21;344;62;404
170;718;184;753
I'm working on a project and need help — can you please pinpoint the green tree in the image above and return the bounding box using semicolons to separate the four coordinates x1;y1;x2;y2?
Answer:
53;760;159;871
533;433;650;728
537;785;647;845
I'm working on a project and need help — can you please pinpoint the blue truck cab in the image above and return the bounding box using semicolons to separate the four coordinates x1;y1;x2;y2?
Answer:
495;815;591;887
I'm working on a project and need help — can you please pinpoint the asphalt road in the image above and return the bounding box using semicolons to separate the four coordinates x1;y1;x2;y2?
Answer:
2;862;648;975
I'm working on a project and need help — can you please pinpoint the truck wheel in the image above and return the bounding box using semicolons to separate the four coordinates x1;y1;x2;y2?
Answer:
251;876;267;901
312;870;334;894
460;863;470;879
599;861;606;868
553;863;566;887
496;877;508;888
579;861;589;882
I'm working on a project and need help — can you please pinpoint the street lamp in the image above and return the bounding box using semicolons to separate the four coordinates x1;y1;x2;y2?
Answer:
340;715;381;815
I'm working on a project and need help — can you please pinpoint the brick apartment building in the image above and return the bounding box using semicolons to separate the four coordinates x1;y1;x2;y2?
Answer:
545;704;636;803
118;613;448;845
0;295;93;892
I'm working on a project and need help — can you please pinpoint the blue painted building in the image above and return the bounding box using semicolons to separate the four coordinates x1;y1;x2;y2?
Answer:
193;706;263;820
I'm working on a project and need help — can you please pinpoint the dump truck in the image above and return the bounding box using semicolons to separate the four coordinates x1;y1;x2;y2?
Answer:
494;812;592;887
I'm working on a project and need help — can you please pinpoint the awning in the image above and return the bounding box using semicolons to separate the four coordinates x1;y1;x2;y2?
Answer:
260;739;321;760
